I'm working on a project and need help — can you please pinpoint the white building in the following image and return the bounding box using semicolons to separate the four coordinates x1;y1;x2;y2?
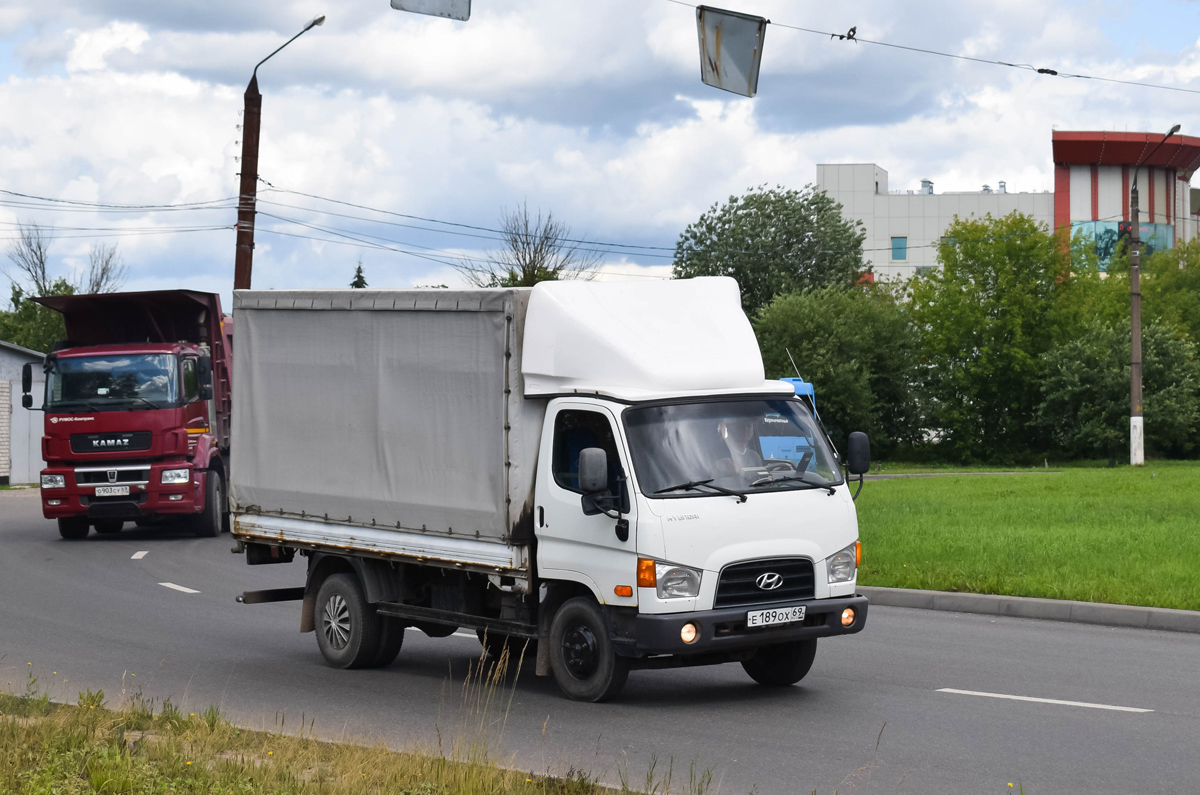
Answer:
1;339;44;486
817;163;1053;280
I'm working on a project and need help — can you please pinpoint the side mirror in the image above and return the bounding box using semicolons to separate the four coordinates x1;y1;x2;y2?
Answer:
578;447;608;494
21;363;34;409
198;357;214;400
847;432;871;476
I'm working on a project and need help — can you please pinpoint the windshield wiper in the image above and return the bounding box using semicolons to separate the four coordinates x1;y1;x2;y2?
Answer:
654;479;748;503
118;396;164;410
749;473;837;495
49;399;107;413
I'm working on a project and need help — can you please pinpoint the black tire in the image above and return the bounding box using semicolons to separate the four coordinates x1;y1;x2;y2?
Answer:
741;639;818;686
191;470;222;538
314;573;382;669
94;520;123;534
57;517;90;540
415;622;458;638
548;597;629;702
371;618;406;668
476;628;538;663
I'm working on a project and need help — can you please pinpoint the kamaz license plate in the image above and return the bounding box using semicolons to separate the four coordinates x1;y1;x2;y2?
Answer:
746;605;806;628
94;486;130;497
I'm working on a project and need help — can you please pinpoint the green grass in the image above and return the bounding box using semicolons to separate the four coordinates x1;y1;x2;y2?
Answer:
856;461;1200;610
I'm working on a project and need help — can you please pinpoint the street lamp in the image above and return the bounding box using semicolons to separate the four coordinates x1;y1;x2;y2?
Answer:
1128;122;1180;466
233;16;326;291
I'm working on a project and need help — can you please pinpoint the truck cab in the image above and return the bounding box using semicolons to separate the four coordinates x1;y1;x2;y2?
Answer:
24;291;232;539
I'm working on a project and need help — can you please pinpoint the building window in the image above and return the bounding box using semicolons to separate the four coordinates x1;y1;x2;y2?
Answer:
891;237;908;261
915;266;934;276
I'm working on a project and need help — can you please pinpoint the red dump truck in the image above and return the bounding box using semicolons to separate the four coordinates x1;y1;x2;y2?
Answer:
20;290;232;539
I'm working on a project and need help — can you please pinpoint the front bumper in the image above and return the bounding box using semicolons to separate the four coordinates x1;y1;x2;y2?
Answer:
633;594;868;656
40;464;202;520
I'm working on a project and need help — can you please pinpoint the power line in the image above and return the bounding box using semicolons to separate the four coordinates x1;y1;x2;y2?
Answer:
665;0;1200;97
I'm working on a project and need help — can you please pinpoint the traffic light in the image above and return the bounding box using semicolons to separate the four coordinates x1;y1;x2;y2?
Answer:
1118;221;1132;245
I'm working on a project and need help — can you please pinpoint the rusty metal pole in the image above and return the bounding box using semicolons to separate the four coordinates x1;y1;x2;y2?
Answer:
234;76;261;291
231;16;325;292
1129;182;1144;466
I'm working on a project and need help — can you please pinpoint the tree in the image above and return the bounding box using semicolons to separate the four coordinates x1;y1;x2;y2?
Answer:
350;257;368;288
910;212;1069;462
1037;320;1200;460
755;285;920;456
672;185;867;316
0;281;74;352
1143;238;1200;343
455;203;600;288
84;242;127;294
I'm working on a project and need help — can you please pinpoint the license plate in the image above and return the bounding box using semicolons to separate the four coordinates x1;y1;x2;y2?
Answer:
746;605;806;628
94;485;130;497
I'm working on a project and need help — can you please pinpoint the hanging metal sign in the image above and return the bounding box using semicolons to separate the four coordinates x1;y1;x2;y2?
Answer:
390;0;470;22
696;5;767;98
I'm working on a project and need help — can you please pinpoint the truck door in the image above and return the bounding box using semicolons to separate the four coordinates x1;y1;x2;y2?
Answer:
180;357;207;454
535;402;638;606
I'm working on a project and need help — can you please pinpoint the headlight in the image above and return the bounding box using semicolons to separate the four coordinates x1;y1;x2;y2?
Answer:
161;468;191;485
41;474;65;489
655;562;702;599
827;542;858;583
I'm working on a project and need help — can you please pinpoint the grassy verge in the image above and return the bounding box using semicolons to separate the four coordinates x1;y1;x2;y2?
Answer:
856;460;1200;610
0;654;618;795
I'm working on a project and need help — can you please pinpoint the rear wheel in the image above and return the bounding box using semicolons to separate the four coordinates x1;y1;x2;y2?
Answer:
314;573;382;669
548;597;629;702
57;517;90;540
741;639;818;686
94;520;123;535
372;618;406;668
191;471;222;538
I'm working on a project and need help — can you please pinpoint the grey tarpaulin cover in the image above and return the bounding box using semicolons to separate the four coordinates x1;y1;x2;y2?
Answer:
231;289;543;545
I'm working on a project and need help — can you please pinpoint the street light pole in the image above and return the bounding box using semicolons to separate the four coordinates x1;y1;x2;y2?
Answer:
1128;123;1180;466
234;16;325;292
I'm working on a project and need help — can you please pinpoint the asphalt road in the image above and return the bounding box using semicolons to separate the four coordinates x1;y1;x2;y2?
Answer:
3;488;1198;794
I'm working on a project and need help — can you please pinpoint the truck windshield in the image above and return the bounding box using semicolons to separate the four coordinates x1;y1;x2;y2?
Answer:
45;354;179;411
623;398;844;498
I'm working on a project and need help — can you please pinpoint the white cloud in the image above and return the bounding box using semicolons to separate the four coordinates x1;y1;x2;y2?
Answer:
65;21;149;73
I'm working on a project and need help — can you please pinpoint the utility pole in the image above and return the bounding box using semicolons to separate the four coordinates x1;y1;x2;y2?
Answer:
1128;124;1180;466
232;16;325;291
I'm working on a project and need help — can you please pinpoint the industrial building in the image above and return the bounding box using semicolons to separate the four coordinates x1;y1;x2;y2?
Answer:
819;131;1200;280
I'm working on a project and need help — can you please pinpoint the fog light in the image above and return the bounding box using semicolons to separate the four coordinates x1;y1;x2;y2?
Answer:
168;494;184;501
841;608;856;627
680;622;699;644
47;499;62;506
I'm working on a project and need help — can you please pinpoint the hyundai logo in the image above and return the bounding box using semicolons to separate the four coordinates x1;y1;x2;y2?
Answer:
755;572;784;590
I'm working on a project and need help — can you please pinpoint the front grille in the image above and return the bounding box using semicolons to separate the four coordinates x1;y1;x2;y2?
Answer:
71;431;152;453
77;469;149;485
714;557;815;609
86;498;145;519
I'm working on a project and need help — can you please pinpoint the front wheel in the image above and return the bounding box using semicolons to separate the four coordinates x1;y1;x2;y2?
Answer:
741;639;818;686
314;573;382;669
191;470;222;538
548;597;629;702
57;517;90;540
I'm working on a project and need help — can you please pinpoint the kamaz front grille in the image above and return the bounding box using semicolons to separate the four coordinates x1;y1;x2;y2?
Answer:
76;468;149;485
714;557;815;609
70;431;152;453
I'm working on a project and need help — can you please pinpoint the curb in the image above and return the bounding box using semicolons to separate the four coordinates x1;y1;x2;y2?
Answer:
858;586;1200;634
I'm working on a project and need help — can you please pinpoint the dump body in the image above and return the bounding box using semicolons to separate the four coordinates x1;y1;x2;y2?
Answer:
230;289;540;577
30;290;232;534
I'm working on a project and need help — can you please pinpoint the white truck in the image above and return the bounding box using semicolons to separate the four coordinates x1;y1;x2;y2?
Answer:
231;277;870;702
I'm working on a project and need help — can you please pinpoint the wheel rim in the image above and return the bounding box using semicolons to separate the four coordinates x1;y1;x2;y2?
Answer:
561;623;600;680
212;479;223;531
322;594;351;650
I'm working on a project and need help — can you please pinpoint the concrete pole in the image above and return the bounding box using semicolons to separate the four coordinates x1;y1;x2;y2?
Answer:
233;76;262;291
1129;182;1144;466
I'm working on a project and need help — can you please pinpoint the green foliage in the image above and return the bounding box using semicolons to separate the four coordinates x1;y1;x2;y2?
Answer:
1036;320;1128;460
1144;238;1200;342
909;212;1069;462
350;260;368;288
0;280;74;353
673;185;867;316
755;285;920;455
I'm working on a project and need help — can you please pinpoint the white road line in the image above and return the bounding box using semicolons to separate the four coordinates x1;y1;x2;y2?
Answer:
131;551;148;560
937;688;1153;713
452;631;477;639
158;582;200;594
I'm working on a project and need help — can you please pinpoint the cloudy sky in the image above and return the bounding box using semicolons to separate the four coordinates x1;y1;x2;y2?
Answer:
2;0;1199;307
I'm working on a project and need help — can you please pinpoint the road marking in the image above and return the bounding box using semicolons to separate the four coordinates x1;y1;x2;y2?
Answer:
452;631;477;639
937;688;1153;713
158;582;200;594
131;551;148;560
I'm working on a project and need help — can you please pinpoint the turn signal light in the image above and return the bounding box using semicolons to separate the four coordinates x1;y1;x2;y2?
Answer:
636;557;657;588
614;585;633;597
856;540;862;567
841;607;856;627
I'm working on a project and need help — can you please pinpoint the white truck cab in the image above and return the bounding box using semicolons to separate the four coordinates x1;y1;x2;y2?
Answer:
232;277;869;702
